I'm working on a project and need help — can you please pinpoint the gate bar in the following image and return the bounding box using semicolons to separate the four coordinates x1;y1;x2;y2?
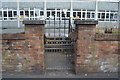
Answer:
54;14;55;39
59;16;61;37
64;14;65;37
49;17;50;36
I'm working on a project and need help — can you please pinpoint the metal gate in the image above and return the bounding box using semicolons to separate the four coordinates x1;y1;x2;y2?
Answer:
45;14;72;38
45;15;74;71
45;53;74;70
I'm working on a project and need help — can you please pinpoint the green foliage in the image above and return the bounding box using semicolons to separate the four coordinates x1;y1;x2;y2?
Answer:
112;30;120;34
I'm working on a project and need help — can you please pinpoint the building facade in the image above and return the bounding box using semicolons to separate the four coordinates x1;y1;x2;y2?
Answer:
0;0;120;33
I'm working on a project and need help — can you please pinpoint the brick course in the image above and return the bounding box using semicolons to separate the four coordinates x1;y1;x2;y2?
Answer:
2;20;45;73
2;20;119;74
73;20;119;74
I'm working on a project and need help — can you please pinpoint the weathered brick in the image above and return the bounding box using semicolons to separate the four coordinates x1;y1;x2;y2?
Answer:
2;20;45;73
72;20;119;74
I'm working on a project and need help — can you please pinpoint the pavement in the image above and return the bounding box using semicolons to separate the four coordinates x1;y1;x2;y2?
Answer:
2;70;119;78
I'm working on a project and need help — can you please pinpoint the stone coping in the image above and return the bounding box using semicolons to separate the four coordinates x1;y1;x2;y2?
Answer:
74;20;98;25
23;20;45;25
95;34;120;41
0;33;25;40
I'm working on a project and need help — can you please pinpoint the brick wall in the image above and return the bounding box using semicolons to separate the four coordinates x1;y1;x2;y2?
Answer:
24;20;45;73
2;20;119;74
2;20;45;73
96;40;119;73
73;20;119;74
2;33;26;72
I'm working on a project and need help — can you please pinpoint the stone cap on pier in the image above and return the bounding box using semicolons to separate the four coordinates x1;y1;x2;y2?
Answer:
74;20;98;25
23;20;45;25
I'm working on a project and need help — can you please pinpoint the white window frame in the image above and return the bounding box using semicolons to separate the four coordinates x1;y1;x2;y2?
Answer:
82;11;86;20
98;10;118;22
3;9;8;20
19;10;25;20
77;11;81;19
73;11;77;17
105;12;110;21
87;11;91;19
13;10;17;21
81;9;83;20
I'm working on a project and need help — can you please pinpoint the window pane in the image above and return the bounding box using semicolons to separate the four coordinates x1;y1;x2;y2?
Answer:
3;11;7;20
100;13;105;21
87;12;90;18
110;13;114;20
57;12;60;17
25;11;29;16
20;11;24;15
106;13;109;18
8;11;12;17
30;11;34;17
40;11;44;16
114;14;117;20
73;12;76;17
47;11;50;17
0;11;2;17
92;13;94;18
0;11;2;20
98;13;100;18
67;12;70;17
35;10;39;17
77;12;81;18
52;11;55;16
3;11;7;17
101;13;105;19
13;11;17;16
62;12;65;17
82;12;85;18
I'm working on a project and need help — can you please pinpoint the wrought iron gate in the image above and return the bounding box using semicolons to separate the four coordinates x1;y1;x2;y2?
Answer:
45;15;74;71
45;15;72;38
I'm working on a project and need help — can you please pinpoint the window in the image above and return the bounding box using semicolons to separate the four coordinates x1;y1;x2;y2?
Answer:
77;12;81;18
106;13;109;18
3;11;7;20
110;13;114;21
13;11;17;16
8;11;13;20
47;11;50;17
98;13;101;18
91;13;95;18
52;11;55;16
20;11;24;15
57;12;60;17
62;12;65;17
0;11;2;20
8;11;12;17
0;11;2;16
106;13;109;21
98;10;118;21
73;12;76;17
3;11;7;17
87;12;90;18
40;11;44;16
82;12;85;18
66;12;70;17
35;10;39;17
114;13;117;21
0;11;2;17
30;11;34;17
101;13;105;20
25;11;29;17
